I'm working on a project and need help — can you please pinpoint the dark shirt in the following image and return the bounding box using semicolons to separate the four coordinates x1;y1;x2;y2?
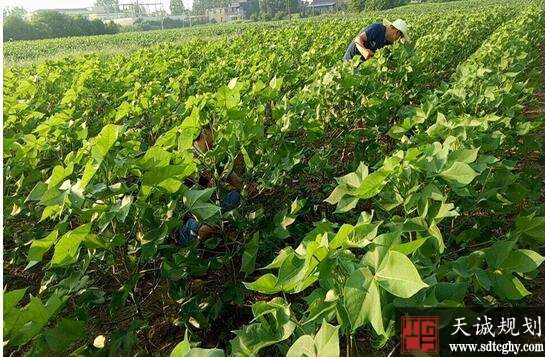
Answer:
343;23;389;61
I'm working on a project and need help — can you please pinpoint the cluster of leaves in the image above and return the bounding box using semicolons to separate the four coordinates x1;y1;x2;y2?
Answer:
2;0;543;355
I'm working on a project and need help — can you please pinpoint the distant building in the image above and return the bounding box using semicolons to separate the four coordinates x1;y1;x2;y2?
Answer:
26;3;170;24
227;0;249;21
206;0;249;23
188;14;209;23
206;7;227;23
88;6;126;21
51;8;91;17
303;0;346;13
26;8;92;20
306;0;338;12
24;1;250;27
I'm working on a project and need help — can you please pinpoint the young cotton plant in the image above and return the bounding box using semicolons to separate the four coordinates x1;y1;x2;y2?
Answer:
242;207;430;341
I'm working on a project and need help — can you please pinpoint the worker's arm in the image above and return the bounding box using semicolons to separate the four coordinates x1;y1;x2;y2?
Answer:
354;32;374;60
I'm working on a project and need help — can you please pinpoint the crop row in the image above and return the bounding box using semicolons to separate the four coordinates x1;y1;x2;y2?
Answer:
2;0;520;66
234;5;545;356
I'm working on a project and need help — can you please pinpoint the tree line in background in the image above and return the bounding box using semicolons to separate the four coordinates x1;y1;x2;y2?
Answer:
349;0;410;11
3;8;120;41
3;0;429;42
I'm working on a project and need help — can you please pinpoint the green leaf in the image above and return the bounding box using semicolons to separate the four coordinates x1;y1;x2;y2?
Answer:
25;182;48;202
51;224;92;266
448;148;479;164
427;222;445;253
398;217;428;232
431;201;458;221
10;297;50;345
115;195;133;222
192;202;221;222
47;164;73;189
155;126;179;149
158;178;183;193
186;348;225;357
304;290;337;327
80;124;123;189
346;221;382;248
231;298;295;356
143;164;194;187
329;224;353;250
314;320;340;357
434;282;468;303
28;230;58;262
261;247;293;270
240;146;254;169
277;253;306;288
39;204;62;222
375;251;428;298
421;184;444;201
515;216;545;242
7;293;66;346
139;146;172;169
216;85;240;109
183;188;215;206
343;267;384;335
334;195;359;214
241;233;259;275
439;162;478;186
43;319;85;352
243;274;280;294
178;110;201;150
492;271;531;300
502;250;545;273
286;335;315;357
269;76;283;90
362;232;401;271
115;101;132;121
4;288;27;312
392;237;429;255
110;274;139;314
340;164;367;187
40;187;66;206
485;240;516;269
330;221;379;249
88;124;123;163
355;169;389;199
324;185;344;205
170;330;191;357
326;163;374;210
